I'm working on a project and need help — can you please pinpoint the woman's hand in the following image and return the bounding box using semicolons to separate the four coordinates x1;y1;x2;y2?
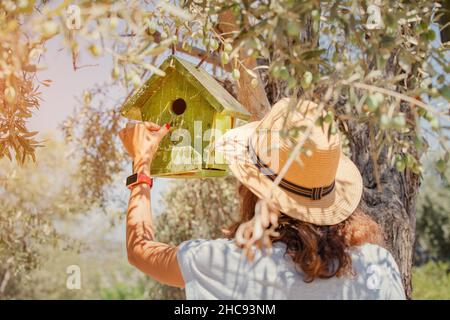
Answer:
119;122;170;173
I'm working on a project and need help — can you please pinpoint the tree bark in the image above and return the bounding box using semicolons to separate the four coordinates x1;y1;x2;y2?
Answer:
342;107;419;299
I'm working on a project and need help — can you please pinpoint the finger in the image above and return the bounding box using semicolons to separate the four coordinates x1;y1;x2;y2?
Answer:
144;122;161;131
126;121;137;129
155;123;171;142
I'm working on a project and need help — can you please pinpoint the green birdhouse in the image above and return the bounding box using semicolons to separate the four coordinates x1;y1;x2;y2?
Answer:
121;55;251;178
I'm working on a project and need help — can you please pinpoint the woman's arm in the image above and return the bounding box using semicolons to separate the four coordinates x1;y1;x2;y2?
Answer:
119;122;184;288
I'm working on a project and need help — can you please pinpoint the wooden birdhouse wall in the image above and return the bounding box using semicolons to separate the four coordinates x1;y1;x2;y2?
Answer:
140;67;229;177
121;55;251;178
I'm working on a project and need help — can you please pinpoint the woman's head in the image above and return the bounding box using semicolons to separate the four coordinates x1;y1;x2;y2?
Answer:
216;99;364;226
225;184;383;282
217;98;377;281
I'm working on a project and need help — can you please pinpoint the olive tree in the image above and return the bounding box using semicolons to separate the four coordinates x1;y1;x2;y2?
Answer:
1;0;450;298
0;138;86;298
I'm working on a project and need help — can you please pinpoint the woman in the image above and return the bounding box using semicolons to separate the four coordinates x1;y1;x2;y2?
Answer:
119;98;405;300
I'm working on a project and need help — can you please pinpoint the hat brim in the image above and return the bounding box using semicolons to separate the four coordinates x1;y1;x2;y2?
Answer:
217;121;363;226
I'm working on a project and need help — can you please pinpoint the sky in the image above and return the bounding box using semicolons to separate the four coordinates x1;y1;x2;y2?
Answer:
29;37;110;134
28;35;170;216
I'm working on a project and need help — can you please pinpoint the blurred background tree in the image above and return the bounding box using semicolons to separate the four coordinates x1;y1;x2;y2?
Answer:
412;156;450;300
415;158;450;263
148;177;239;299
1;0;450;298
0;136;86;298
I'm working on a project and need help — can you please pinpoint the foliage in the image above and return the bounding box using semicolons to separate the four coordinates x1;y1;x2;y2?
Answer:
0;137;86;298
5;154;449;300
0;0;44;163
415;159;450;262
0;0;447;191
100;282;148;300
19;176;240;300
157;176;239;245
62;84;127;206
412;261;450;299
0;0;449;300
13;240;149;300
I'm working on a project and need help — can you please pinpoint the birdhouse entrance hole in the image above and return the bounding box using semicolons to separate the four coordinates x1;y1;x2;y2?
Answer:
171;98;187;115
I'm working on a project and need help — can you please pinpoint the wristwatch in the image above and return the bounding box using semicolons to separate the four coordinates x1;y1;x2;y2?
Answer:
126;172;153;190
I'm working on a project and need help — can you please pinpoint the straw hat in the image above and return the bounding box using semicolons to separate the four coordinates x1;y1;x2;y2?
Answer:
216;98;363;226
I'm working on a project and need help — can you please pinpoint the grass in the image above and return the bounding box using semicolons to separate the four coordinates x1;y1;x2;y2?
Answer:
412;261;450;300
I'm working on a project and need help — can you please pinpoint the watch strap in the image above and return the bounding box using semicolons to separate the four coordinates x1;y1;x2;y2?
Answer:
126;172;153;190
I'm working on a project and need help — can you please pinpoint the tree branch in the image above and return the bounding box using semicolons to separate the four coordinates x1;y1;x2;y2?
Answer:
150;30;228;72
217;10;271;120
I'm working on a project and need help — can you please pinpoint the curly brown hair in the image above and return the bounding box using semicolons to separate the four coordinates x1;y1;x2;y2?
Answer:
224;184;384;282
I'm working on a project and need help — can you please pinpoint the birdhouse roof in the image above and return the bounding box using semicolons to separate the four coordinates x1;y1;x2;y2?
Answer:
121;56;251;120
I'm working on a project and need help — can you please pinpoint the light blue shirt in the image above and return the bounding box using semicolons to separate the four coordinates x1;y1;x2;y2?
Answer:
177;238;406;300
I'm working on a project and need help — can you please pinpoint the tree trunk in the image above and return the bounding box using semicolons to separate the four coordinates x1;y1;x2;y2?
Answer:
344;112;419;299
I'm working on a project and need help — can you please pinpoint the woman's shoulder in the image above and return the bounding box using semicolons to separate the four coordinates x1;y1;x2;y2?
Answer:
179;240;395;263
349;243;401;276
178;238;236;251
178;240;400;274
350;243;406;299
177;238;242;280
178;238;287;259
350;243;395;262
177;238;240;262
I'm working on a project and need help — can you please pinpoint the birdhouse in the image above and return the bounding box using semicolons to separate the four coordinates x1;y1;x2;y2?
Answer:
121;55;251;178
